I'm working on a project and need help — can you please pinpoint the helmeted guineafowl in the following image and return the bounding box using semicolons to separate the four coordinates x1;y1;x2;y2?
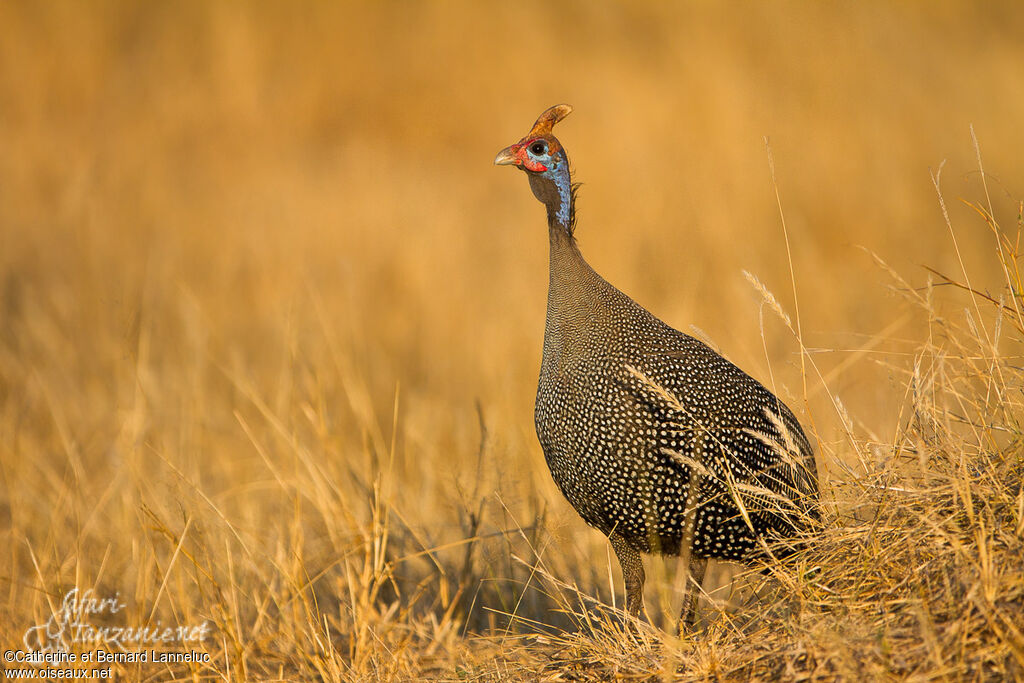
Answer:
494;105;819;628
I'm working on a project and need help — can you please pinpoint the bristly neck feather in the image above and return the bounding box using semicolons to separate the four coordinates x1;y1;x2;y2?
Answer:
527;150;577;243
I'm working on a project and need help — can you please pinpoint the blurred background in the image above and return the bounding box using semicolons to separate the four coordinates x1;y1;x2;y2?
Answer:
1;0;1022;669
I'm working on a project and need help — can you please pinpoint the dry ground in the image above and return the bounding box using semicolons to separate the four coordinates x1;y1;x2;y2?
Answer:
1;2;1023;680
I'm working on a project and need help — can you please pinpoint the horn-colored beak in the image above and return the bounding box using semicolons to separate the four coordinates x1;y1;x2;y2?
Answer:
494;145;519;166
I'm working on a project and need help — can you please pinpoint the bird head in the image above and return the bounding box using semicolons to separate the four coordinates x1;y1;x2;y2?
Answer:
494;104;576;232
493;104;572;174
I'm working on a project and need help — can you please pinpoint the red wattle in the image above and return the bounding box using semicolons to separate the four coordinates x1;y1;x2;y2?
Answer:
523;157;548;172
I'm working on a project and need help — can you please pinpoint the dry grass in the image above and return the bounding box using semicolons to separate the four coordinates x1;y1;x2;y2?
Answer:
1;2;1023;681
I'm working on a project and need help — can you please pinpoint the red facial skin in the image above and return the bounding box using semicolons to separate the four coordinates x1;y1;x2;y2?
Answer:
511;139;549;172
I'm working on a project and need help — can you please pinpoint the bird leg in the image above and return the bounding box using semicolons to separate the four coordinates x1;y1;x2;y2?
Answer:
677;433;706;635
610;531;645;623
679;557;708;632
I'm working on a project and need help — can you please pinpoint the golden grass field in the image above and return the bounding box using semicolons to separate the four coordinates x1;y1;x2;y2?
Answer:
2;1;1023;680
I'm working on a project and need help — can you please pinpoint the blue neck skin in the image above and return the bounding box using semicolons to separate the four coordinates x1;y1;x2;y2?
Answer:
528;150;573;240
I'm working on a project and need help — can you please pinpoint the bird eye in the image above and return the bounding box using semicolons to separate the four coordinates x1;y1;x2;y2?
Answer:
530;142;547;156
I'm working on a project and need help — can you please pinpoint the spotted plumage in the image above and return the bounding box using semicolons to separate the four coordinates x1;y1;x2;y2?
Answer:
495;105;819;626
